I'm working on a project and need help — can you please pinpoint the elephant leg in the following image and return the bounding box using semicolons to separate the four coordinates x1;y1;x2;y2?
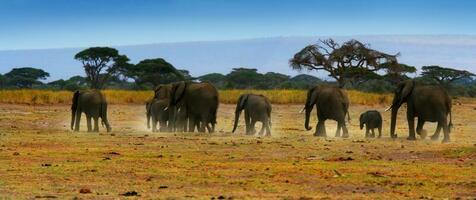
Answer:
378;126;382;138
315;120;326;137
159;121;167;132
74;110;81;132
244;111;251;134
265;119;271;137
341;122;349;138
249;119;257;135
86;115;92;132
206;123;213;133
198;114;209;133
258;121;266;136
431;123;442;141
416;118;427;139
441;119;450;143
365;127;370;138
152;115;158;132
335;122;341;137
406;113;416;140
371;129;375;138
93;117;99;132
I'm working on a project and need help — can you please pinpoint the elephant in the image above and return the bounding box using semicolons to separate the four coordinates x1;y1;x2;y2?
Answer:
304;85;350;137
387;80;453;143
168;81;219;133
174;105;188;132
359;110;382;138
71;90;111;132
232;94;272;136
146;98;169;132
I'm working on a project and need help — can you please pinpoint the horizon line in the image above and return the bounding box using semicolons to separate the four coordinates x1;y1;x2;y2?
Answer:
2;34;476;52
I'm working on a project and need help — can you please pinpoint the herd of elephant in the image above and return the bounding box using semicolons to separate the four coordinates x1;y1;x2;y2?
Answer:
70;80;453;143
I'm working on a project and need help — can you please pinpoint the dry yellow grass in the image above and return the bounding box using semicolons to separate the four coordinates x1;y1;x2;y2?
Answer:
0;89;393;105
1;103;475;199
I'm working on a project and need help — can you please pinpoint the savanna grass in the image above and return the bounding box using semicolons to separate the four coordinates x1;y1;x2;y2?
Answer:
0;89;392;105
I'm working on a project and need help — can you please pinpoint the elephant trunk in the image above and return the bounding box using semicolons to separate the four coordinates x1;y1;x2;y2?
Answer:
146;103;151;129
390;106;398;138
304;105;313;131
100;102;111;132
360;121;364;130
232;109;241;133
70;91;80;130
167;105;176;132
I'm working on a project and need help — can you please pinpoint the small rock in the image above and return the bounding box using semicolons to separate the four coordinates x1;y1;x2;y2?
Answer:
13;152;20;156
34;195;57;198
42;163;52;167
79;188;92;194
159;185;168;189
121;191;139;196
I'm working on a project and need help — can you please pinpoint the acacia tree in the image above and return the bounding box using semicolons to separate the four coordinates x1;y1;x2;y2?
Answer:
289;39;398;88
122;58;184;87
421;65;475;85
74;47;129;89
379;62;416;84
4;67;50;88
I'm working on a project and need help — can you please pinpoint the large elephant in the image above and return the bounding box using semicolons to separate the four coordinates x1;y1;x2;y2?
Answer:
153;84;174;131
146;98;169;132
232;94;272;136
304;85;350;137
387;80;453;143
71;90;111;132
169;81;219;133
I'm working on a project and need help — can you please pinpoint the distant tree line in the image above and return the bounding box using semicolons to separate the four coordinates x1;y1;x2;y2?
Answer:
1;39;475;97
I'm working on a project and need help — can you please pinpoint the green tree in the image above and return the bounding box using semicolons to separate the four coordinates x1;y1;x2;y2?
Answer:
420;65;475;85
260;72;290;89
74;47;130;89
225;68;264;89
64;76;88;91
198;73;226;88
290;38;398;88
0;74;6;88
378;62;416;84
123;58;183;88
279;74;322;89
4;67;50;88
47;79;67;90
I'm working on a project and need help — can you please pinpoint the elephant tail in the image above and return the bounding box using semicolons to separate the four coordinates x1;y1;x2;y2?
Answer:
146;100;152;129
71;91;80;130
346;110;351;124
100;102;107;127
268;106;272;128
448;109;453;132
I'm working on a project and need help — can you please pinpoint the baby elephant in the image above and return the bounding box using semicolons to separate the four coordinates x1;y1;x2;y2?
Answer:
232;94;272;136
359;110;383;138
146;98;169;132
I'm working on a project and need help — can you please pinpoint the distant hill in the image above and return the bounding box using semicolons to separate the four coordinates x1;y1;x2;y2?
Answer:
1;35;476;81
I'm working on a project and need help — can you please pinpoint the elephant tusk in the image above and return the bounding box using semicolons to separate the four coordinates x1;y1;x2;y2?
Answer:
164;106;168;111
385;106;392;112
299;107;305;114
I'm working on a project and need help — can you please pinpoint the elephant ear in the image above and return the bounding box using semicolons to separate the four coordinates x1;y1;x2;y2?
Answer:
173;82;187;104
359;113;365;122
308;87;319;108
238;94;249;110
305;87;315;108
154;85;162;98
401;80;415;99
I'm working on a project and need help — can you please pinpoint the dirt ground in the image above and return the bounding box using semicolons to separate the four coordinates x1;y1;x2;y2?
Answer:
0;102;475;199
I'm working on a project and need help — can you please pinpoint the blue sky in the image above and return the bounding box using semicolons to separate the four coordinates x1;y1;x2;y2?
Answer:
0;0;475;50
